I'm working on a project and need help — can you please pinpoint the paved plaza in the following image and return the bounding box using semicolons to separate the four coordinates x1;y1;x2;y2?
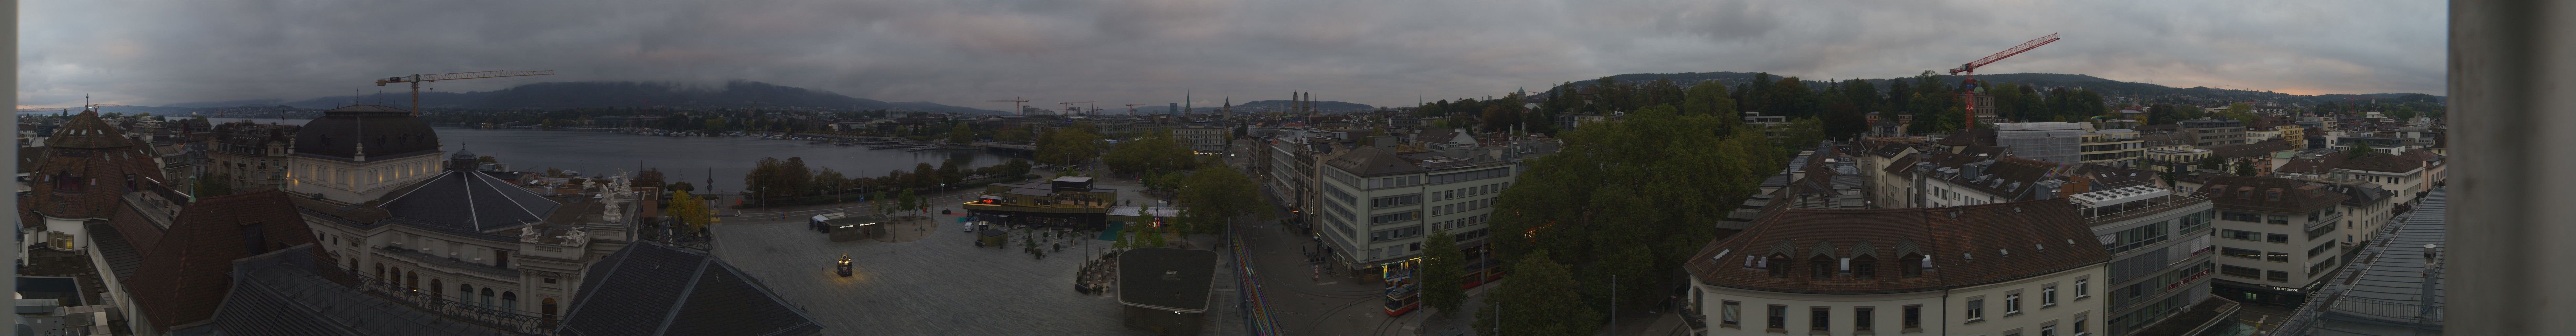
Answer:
708;174;1247;335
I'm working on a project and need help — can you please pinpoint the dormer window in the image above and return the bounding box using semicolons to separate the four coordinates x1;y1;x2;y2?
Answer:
1767;254;1790;278
1811;255;1836;279
1900;253;1926;278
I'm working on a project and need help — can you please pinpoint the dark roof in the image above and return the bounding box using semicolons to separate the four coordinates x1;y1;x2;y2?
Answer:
378;169;564;233
1117;247;1220;312
16;276;84;306
18;146;46;174
204;245;506;336
560;241;822;336
292;104;440;162
1880;155;1922;175
1956;144;2012;159
2278;155;2348;175
2277;187;2448;336
126;190;319;334
48;110;137;149
2208;139;2294;158
2080;164;2156;189
1684;199;2109;293
84;223;145;280
2195;176;2349;214
1323;145;1427;177
2337;152;2423;173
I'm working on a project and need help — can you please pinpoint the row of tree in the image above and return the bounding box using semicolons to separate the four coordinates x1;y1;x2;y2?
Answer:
730;157;1033;202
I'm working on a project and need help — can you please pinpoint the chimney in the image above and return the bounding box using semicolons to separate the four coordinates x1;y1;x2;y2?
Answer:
2421;244;2442;317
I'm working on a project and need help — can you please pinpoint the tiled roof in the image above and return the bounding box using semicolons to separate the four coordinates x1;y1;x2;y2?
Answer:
2209;139;2294;158
18;146;46;174
1685;200;2108;293
125;190;318;334
28;112;169;220
2195;176;2349;214
2337;152;2422;173
48;110;137;149
559;241;822;336
2277;155;2347;175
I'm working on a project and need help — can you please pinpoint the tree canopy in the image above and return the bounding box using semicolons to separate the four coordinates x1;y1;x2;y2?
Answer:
1471;250;1598;336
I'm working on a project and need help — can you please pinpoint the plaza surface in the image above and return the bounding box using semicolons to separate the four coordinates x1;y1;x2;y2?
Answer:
709;173;1247;335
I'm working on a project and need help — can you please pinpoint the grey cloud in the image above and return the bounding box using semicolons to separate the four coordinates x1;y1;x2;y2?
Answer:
19;1;2442;108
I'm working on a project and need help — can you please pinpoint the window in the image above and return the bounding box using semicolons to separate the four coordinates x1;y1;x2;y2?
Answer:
2267;251;2290;262
2222;265;2263;279
1722;301;1741;328
2043;286;2060;307
1812;256;1836;279
2266;233;2290;244
2042;324;2058;336
2222;229;2261;241
2266;215;2290;225
1812;307;1831;332
1903;305;1922;330
2267;270;2290;282
2222;247;2263;260
1768;254;1792;278
2005;293;2023;315
1854;307;1874;332
2075;278;2091;299
502;291;517;310
2220;211;2263;222
2075;314;2089;335
1769;305;1788;331
1966;299;1986;322
1900;253;1926;278
1852;255;1878;279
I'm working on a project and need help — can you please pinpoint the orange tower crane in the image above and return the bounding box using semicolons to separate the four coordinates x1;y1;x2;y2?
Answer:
376;70;556;115
1947;33;2058;130
1124;103;1147;116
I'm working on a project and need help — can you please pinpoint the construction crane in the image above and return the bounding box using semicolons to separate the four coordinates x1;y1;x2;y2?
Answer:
1947;33;2058;130
1123;103;1147;116
376;70;555;115
986;97;1030;115
1057;101;1095;116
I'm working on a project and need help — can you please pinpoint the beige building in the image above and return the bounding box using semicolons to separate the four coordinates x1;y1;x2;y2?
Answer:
2195;176;2349;307
2078;129;2144;168
1686;200;2109;336
206;121;299;192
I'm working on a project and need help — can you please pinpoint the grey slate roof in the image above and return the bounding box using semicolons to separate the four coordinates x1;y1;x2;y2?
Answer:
84;223;144;280
292;104;441;162
1116;247;1219;312
559;241;822;336
200;244;506;336
379;169;563;233
1323;146;1427;177
2277;187;2447;336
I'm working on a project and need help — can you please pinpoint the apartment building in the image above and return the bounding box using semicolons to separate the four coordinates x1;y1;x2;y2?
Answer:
2069;185;2220;334
2079;129;2145;168
1685;200;2109;336
2195;176;2350;306
2178;119;2248;147
206;121;299;191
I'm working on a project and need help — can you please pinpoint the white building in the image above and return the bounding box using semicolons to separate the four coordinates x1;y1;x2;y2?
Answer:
1685;200;2108;336
2195;176;2350;307
1315;145;1523;275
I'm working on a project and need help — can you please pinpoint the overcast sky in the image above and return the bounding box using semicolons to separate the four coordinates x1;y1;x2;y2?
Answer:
20;1;2444;109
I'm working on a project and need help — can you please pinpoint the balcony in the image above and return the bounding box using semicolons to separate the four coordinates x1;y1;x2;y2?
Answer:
2083;193;2211;226
315;264;559;335
376;245;516;278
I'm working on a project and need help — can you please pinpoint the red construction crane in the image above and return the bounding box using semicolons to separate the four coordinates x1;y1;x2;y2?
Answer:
377;70;555;115
986;97;1030;115
1123;103;1147;116
1948;33;2058;129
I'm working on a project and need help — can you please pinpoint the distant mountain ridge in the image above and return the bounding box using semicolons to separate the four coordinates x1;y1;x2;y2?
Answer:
1538;72;2442;105
164;81;1006;114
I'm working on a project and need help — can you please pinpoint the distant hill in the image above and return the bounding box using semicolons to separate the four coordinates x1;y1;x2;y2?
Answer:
170;81;1005;114
1537;72;2442;106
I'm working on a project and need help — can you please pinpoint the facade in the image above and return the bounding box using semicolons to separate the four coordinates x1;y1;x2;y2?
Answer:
2142;148;2212;174
961;176;1123;229
2069;185;2220;334
286;105;451;203
1315;145;1521;274
2078;129;2144;168
1991;122;2087;165
2330;152;2430;207
1683;200;2110;336
1175;124;1231;153
2195;176;2350;306
205;121;299;192
2272;187;2446;336
2177;118;2248;147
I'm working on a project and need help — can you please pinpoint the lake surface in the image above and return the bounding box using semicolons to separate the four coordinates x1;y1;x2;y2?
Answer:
221;118;1021;193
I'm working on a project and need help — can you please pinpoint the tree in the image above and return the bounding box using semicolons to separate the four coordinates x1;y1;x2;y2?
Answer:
1421;230;1465;315
813;168;847;195
950;123;975;144
2233;159;2258;176
1176;164;1268;234
898;188;920;214
195;174;236;197
667;191;714;232
476;155;498;163
634;169;667;190
665;181;695;193
937;160;964;187
2198;155;2227;171
1035;125;1106;166
1472;250;1599;336
2348;142;2377;159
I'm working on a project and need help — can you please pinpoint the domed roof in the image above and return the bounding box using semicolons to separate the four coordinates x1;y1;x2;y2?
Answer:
293;105;440;161
450;148;477;159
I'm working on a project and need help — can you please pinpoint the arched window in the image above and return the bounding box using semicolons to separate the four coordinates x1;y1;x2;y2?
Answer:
374;263;385;281
502;292;518;311
480;288;496;309
1852;255;1879;279
430;279;444;301
542;298;559;320
347;259;358;272
1766;254;1791;278
1900;253;1927;278
460;284;475;307
404;271;418;293
1811;255;1837;279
